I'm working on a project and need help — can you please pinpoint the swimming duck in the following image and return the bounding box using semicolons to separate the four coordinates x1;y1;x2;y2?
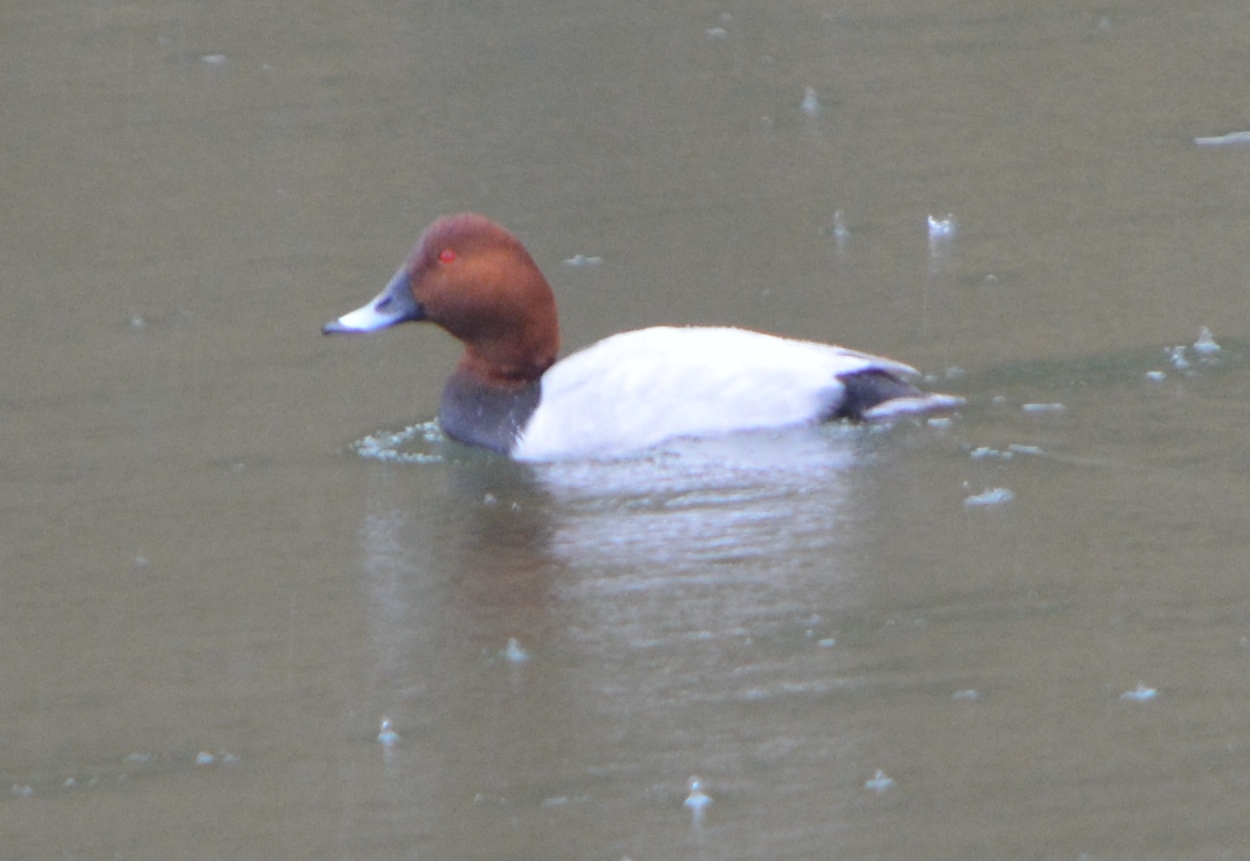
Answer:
324;214;960;460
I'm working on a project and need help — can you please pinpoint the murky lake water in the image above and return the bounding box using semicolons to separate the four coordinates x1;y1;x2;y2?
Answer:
5;1;1250;858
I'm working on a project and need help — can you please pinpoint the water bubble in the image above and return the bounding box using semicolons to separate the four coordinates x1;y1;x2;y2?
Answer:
684;776;712;818
864;769;895;793
1193;130;1250;147
964;487;1014;507
927;214;957;241
1007;444;1045;457
378;717;400;747
1192;326;1220;356
1120;682;1157;702
800;87;822;118
830;209;849;242
503;638;530;663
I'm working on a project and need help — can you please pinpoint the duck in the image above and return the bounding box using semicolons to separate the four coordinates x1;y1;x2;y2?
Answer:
323;214;962;461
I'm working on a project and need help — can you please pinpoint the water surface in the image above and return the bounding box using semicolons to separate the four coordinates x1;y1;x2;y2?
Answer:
4;1;1250;859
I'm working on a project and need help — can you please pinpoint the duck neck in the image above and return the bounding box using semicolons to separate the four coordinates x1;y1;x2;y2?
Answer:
438;368;542;454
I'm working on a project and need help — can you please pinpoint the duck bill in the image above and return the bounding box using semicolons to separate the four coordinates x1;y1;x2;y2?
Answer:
322;267;424;334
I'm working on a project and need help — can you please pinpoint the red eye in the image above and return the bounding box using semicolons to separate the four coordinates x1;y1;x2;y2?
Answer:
438;248;456;263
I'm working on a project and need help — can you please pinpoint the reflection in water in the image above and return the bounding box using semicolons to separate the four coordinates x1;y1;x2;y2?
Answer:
352;420;898;719
539;428;860;570
349;419;925;596
354;421;874;596
536;429;870;666
347;420;900;855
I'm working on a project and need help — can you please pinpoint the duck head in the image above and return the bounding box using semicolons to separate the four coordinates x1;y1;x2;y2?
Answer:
324;213;560;386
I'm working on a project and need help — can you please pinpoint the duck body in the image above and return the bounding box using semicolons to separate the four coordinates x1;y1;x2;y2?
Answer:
514;326;947;461
324;214;961;462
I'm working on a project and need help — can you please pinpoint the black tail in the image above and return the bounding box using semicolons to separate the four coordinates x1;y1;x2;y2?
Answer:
830;369;928;420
